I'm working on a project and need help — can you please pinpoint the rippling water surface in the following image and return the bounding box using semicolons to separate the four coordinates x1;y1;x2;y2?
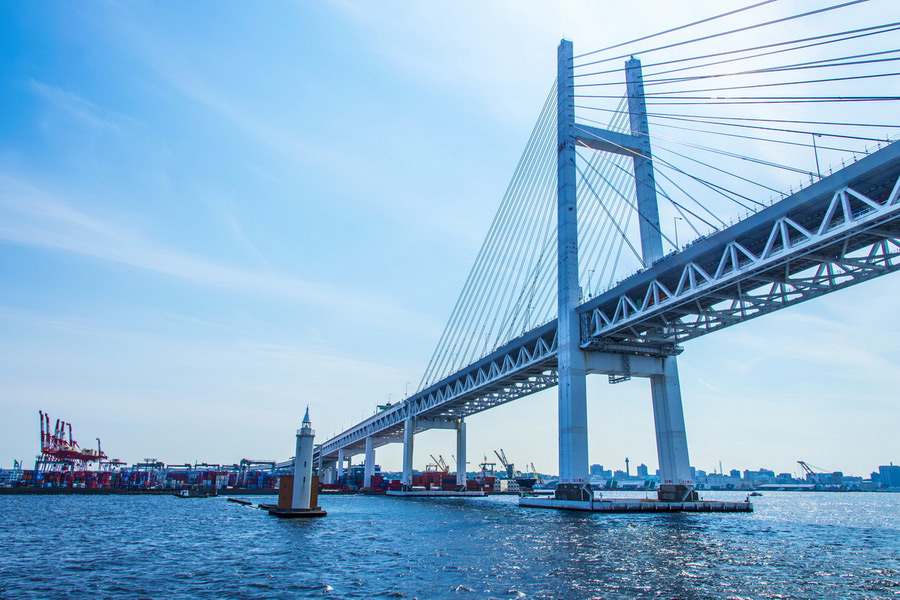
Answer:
1;491;898;599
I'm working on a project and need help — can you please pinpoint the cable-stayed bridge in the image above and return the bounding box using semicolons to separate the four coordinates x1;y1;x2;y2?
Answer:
313;2;900;505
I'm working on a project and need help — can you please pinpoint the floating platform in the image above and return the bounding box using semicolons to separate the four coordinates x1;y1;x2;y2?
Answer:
259;503;327;518
386;490;486;497
519;496;752;513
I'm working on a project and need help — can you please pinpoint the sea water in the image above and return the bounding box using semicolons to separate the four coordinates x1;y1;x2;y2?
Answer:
0;490;898;599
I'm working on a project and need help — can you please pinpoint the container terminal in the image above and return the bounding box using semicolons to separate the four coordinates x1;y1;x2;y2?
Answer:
2;412;895;495
0;411;287;494
0;411;520;495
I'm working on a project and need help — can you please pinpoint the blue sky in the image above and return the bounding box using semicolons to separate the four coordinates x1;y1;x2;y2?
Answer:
1;1;897;478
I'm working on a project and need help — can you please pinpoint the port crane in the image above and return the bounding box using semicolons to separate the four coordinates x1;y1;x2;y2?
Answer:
529;462;543;485
797;460;844;490
494;449;517;478
37;410;107;472
477;456;496;481
428;454;449;472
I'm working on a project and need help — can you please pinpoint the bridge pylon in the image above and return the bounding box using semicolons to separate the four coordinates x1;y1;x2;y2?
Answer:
555;39;697;503
555;39;592;502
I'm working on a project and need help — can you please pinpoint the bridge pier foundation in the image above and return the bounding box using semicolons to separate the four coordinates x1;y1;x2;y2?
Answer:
651;356;697;501
364;436;375;489
456;419;467;491
336;448;345;482
402;416;415;490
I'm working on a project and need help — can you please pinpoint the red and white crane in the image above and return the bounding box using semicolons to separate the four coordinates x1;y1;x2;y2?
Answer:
37;410;107;472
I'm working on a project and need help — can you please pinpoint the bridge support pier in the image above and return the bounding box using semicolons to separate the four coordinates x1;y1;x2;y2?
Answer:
651;357;697;501
364;436;375;489
456;419;467;491
402;416;415;490
336;448;345;483
320;463;335;485
555;38;592;503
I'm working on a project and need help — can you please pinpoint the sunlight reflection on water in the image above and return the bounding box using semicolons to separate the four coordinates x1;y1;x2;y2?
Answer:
0;491;898;599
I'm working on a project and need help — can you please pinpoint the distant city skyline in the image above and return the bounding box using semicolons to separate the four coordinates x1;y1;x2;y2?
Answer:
1;1;898;477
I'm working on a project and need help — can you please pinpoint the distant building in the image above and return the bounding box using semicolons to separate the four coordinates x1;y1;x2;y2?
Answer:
636;464;649;478
590;464;604;477
775;473;796;484
879;465;900;488
730;469;741;479
743;469;774;485
613;469;627;479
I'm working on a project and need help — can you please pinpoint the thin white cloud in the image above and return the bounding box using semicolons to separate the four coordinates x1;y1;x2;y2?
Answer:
29;79;134;134
0;173;432;328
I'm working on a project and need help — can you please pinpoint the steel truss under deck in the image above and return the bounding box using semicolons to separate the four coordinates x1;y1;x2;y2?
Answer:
316;325;558;460
581;142;900;347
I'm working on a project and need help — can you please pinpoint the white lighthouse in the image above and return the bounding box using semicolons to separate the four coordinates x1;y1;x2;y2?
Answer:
291;408;315;509
267;407;326;518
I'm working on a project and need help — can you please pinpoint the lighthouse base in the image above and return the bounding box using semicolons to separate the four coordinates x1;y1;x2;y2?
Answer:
262;504;327;518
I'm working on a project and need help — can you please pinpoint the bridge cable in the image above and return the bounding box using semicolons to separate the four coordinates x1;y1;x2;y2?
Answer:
575;98;632;283
572;0;779;61
642;51;900;87
475;108;555;359
644;96;900;105
576;160;655;265
589;146;729;233
576;106;900;132
591;144;732;228
420;84;557;389
574;21;900;80
629;71;900;97
580;152;633;290
579;152;638;296
577;117;858;179
421;83;559;387
654;143;788;196
649;148;768;211
642;114;898;143
648;120;859;156
574;0;872;69
471;96;558;364
574;120;764;216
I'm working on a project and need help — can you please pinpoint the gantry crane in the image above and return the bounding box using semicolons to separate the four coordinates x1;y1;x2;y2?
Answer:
37;410;107;471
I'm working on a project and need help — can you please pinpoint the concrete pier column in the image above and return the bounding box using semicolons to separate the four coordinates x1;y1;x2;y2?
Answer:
402;416;415;489
336;448;345;482
651;356;697;501
555;39;591;502
364;436;375;489
455;419;467;490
